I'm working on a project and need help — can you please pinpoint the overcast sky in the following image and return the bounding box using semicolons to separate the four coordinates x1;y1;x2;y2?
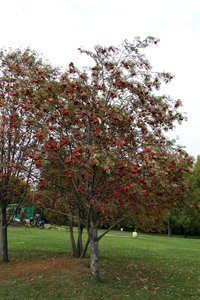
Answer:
1;0;200;158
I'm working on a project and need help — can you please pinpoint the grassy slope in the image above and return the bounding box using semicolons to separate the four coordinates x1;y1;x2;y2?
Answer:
0;227;200;299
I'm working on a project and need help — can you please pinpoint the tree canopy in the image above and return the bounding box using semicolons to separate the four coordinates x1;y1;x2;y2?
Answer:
0;38;192;279
35;37;192;279
0;48;60;262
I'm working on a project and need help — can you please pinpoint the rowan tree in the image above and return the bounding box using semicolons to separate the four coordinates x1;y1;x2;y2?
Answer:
0;48;59;262
167;155;200;236
36;37;192;280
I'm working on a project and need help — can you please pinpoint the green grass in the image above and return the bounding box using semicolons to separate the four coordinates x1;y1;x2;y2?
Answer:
0;227;200;299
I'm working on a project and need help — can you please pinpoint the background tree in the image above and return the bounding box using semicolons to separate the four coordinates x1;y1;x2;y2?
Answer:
0;48;59;262
167;155;200;236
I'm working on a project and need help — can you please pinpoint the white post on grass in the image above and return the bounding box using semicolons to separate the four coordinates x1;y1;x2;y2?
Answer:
132;230;137;238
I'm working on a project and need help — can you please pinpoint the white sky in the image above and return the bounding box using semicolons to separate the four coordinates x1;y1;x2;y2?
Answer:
0;0;200;158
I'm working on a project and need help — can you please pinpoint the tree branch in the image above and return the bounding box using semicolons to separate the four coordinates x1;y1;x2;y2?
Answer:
46;207;87;227
97;217;126;241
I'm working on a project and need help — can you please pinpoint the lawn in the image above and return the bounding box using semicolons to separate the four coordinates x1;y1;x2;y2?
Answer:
0;227;200;300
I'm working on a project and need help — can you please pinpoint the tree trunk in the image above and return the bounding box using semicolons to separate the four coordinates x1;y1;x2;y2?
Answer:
184;229;188;238
89;208;100;280
0;206;9;262
81;236;90;258
167;217;172;237
69;223;77;257
68;207;78;257
77;209;83;257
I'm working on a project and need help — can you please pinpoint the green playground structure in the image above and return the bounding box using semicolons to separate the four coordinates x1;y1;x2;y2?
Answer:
7;204;35;222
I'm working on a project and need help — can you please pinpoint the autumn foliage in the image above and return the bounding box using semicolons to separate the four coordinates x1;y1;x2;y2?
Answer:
0;48;59;262
38;38;191;215
0;38;192;279
33;38;192;279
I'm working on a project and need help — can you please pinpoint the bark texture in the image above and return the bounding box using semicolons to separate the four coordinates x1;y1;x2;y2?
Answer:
1;206;9;262
89;208;100;280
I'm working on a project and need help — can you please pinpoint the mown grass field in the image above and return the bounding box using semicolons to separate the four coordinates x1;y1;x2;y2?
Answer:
0;227;200;300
